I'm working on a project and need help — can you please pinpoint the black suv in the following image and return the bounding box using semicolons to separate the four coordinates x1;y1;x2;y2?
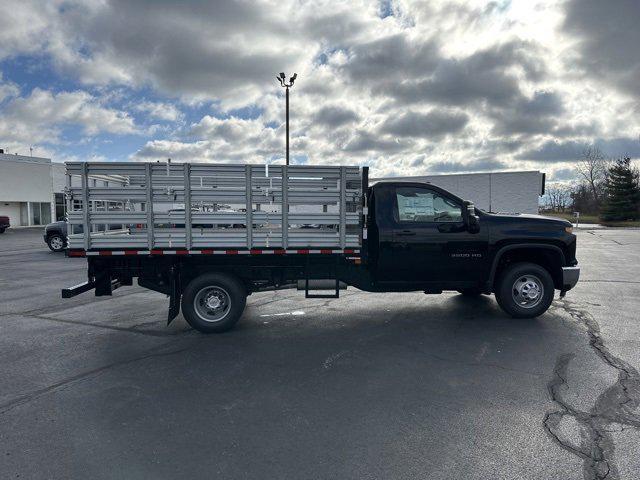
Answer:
0;215;9;234
44;221;68;252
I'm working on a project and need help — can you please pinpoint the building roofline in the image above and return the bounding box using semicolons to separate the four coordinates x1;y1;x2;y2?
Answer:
373;170;541;180
0;153;52;165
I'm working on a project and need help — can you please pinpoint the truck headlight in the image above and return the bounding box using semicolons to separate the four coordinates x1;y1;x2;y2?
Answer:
565;226;573;234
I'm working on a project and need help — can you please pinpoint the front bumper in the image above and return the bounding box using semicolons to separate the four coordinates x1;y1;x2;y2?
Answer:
562;266;580;291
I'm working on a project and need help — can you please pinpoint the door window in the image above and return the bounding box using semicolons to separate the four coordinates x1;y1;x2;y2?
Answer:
55;193;66;221
40;202;51;224
30;202;41;225
395;187;462;223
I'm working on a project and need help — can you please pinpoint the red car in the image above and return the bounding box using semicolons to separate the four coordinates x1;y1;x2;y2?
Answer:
0;215;9;234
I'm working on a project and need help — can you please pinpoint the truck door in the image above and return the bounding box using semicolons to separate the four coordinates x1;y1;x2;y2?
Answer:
380;185;488;284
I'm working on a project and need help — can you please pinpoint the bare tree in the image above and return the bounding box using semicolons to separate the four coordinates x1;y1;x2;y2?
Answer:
545;184;572;212
576;145;609;207
558;185;571;212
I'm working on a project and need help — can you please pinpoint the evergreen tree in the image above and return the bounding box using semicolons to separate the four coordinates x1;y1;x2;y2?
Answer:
600;157;640;221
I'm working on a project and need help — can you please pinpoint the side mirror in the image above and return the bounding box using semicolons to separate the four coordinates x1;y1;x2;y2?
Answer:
464;201;480;233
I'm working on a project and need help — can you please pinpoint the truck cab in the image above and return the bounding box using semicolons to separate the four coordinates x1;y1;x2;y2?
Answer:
365;181;579;317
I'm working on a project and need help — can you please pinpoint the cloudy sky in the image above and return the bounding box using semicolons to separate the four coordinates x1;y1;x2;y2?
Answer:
0;0;638;180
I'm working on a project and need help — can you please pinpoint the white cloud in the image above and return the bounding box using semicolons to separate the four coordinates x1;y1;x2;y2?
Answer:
0;0;52;59
134;115;284;163
0;73;20;102
0;0;638;178
134;101;184;122
0;88;138;145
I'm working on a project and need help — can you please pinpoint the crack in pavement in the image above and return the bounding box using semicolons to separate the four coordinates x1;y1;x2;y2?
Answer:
246;289;360;311
425;351;544;377
0;341;196;416
248;291;300;308
0;288;148;318
28;313;193;337
585;231;627;246
323;349;351;370
544;300;640;480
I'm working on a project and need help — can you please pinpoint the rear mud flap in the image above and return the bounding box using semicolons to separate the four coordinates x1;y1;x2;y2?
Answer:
167;274;181;324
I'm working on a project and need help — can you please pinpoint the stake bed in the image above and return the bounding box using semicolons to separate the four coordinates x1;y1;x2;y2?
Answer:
62;161;580;333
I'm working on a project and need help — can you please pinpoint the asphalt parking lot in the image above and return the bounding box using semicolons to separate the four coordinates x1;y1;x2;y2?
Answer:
1;227;639;479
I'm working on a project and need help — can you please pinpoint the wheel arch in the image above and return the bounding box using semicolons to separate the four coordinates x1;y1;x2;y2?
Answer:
180;266;249;295
488;244;566;290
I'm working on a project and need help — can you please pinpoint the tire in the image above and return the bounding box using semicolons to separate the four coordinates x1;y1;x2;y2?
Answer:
0;228;5;234
47;234;66;252
181;273;247;333
458;288;483;296
495;262;554;318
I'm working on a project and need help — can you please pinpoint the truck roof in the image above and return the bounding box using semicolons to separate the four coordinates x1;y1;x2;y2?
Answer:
371;180;468;205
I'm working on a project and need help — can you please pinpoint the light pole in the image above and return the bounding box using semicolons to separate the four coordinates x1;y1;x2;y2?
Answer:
276;72;297;165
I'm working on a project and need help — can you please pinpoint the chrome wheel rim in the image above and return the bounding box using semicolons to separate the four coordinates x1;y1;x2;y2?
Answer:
50;236;64;250
194;286;231;323
512;274;544;309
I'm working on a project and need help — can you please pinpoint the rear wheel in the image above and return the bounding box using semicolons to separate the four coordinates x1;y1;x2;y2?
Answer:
181;273;246;333
495;262;554;318
47;234;65;252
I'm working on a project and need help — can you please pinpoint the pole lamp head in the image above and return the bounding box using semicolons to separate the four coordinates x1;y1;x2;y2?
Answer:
289;73;297;85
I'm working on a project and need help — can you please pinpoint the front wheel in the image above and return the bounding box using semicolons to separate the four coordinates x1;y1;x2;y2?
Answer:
495;262;554;318
47;234;66;252
0;228;5;234
181;273;247;333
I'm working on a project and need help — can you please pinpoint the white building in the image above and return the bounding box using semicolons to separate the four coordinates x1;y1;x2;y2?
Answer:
0;152;66;227
376;171;545;214
0;155;546;227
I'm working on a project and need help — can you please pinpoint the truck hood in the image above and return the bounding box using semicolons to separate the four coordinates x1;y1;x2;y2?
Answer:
45;220;66;231
488;213;572;227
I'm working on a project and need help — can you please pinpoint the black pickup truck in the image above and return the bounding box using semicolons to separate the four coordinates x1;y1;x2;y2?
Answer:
63;172;579;333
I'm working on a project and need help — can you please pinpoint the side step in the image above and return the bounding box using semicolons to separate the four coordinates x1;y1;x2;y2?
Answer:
297;279;346;299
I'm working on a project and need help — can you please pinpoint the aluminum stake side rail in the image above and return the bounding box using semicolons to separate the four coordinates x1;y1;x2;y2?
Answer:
63;161;580;333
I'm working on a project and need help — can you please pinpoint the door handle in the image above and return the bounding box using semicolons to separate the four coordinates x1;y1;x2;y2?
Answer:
396;230;416;236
